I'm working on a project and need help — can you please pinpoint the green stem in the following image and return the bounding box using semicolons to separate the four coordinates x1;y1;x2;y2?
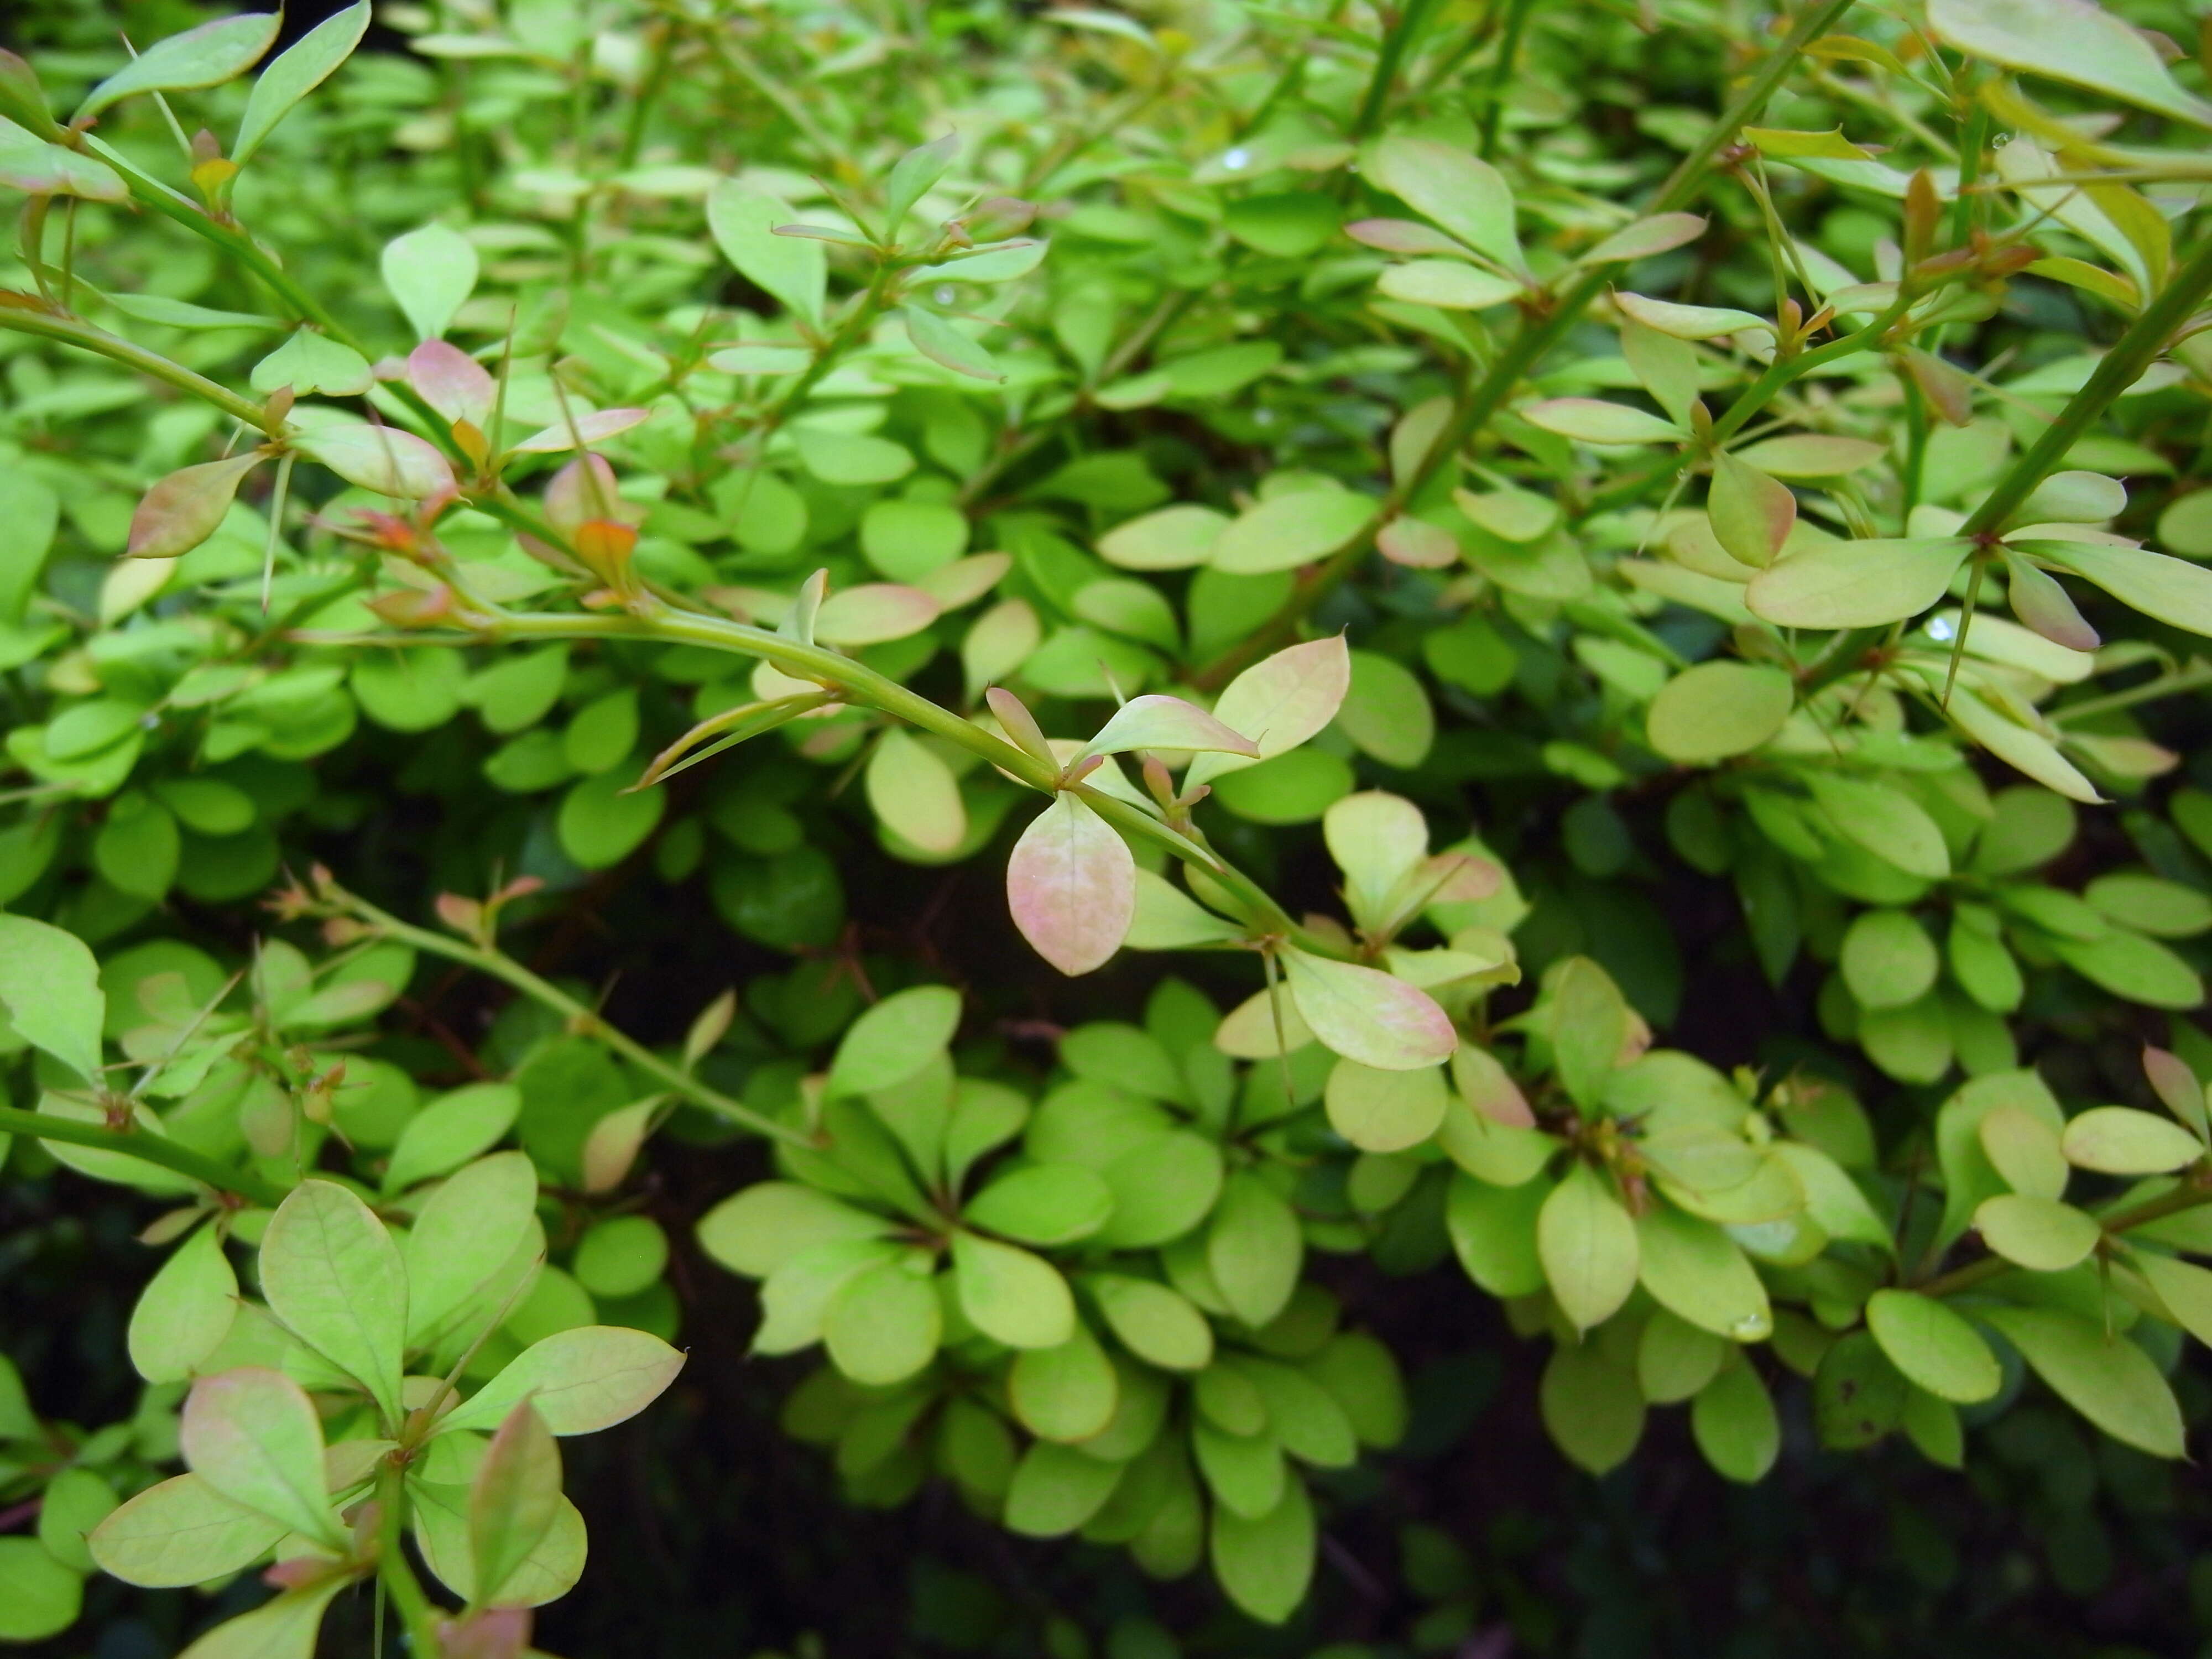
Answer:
0;301;271;430
1352;0;1448;142
1912;1178;2212;1300
1478;0;1537;159
1961;233;2212;538
0;1103;289;1206
321;884;817;1149
2049;658;2212;724
373;1461;446;1657
1191;0;1861;690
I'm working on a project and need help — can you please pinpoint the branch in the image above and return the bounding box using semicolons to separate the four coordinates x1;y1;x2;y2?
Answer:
0;1103;289;1206
1912;1178;2212;1301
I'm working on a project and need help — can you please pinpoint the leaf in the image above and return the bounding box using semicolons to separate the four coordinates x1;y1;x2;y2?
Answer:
1866;1289;2001;1403
1006;792;1135;976
2143;1045;2211;1140
966;1164;1115;1246
1520;398;1684;445
1841;909;1940;1009
1084;693;1258;759
885;131;958;227
469;1403;562;1608
88;1472;285;1588
1324;1059;1448;1153
381;222;479;341
823;1259;942;1384
78;12;279;119
0;915;105;1084
1929;0;2212;129
233;0;371;165
128;455;267;560
1745;538;1970;628
1209;489;1376;575
128;1223;237;1384
1582;212;1708;264
1375;261;1522;309
0;1539;79;1642
1635;1204;1770;1340
1210;1478;1315;1626
866;729;966;854
2003;550;2100;650
384;1082;521;1193
1614;291;1768;340
2034;540;2212;639
507;407;653;455
1186;636;1352;788
1539;1164;1640;1331
1975;1193;2100;1269
1732;434;1887;476
697;1183;891;1279
1003;1441;1123;1537
1548;956;1627;1107
904;307;1003;381
295;419;456;501
1644;662;1793;762
1281;948;1455;1071
1089;1275;1213;1371
172;1581;347;1659
1975;1305;2186;1457
791;427;914;486
1207;1172;1303;1326
1692;1359;1779;1483
1540;1342;1645;1473
1363;135;1521;269
1009;1322;1117;1441
1098;503;1228;570
440;1326;685;1436
259;1180;407;1423
179;1369;341;1548
707;180;824;325
1807;773;1951;878
0;131;127;200
1708;450;1796;568
2059;1106;2204;1174
404;1150;540;1345
1336;649;1436;769
951;1229;1074;1349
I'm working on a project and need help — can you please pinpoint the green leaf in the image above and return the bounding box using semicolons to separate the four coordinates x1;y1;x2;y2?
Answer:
232;0;371;164
179;1368;342;1547
1708;450;1797;568
384;1082;521;1193
1840;909;1940;1009
1978;1103;2068;1197
884;131;958;227
469;1402;563;1608
1376;261;1522;309
1812;1329;1908;1449
708;180;825;325
1207;1173;1303;1327
1635;1203;1771;1340
413;1468;585;1607
1976;1305;2186;1457
381;222;479;341
1282;948;1455;1072
1364;135;1521;269
1010;1319;1118;1441
1645;662;1793;761
127;455;267;560
1209;1477;1315;1626
1209;489;1376;575
166;1580;347;1659
826;984;961;1098
1520;398;1684;446
557;766;665;869
966;1164;1115;1245
2049;928;2203;1010
128;1222;237;1384
1098;503;1228;571
904;306;1003;382
1336;649;1436;769
2060;1105;2202;1173
1548;956;1627;1107
88;1472;285;1588
404;1150;541;1347
1637;1309;1726;1403
1088;1274;1213;1371
1447;1171;1548;1295
1538;1163;1639;1332
1866;1289;2002;1403
0;1539;82;1643
952;1229;1074;1349
1004;1441;1123;1537
77;12;279;119
1616;291;1770;340
1324;1058;1448;1153
1974;1193;2100;1269
440;1325;685;1436
2035;539;2212;638
1929;0;2212;128
1084;694;1259;760
1691;1357;1778;1482
37;1467;116;1573
1744;538;1970;628
259;1179;407;1423
0;915;105;1084
696;1182;892;1278
1538;1341;1645;1473
865;729;966;855
1807;773;1952;879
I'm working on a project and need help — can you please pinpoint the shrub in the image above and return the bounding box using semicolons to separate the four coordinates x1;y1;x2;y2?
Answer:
3;0;2212;1650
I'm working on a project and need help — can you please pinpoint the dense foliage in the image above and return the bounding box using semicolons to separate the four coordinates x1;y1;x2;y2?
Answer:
7;0;2212;1651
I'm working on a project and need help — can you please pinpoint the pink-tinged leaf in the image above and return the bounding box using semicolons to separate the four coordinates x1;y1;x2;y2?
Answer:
1006;792;1135;975
1083;693;1260;760
296;421;456;501
1407;850;1501;906
985;687;1058;769
1707;450;1796;569
407;339;495;427
866;728;967;854
1344;217;1472;257
542;454;633;536
508;408;653;454
1185;635;1352;789
1376;516;1460;568
2142;1045;2210;1140
1281;948;1456;1071
812;582;940;646
2003;551;2100;651
1582;212;1708;264
127;453;266;560
1453;1041;1536;1127
0;139;127;201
